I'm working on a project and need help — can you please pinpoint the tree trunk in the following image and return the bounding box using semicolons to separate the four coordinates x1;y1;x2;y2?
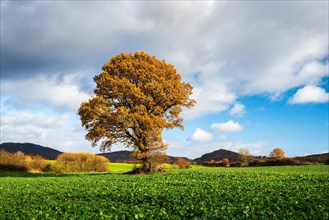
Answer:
141;157;152;173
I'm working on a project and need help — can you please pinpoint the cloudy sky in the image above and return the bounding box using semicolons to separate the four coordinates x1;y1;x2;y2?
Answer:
1;1;328;158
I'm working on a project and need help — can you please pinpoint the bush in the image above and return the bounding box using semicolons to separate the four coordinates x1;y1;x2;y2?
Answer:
0;150;47;172
1;150;27;172
230;162;242;167
248;158;309;166
26;155;48;172
51;152;109;173
0;150;27;172
325;158;329;165
175;158;191;169
204;159;230;167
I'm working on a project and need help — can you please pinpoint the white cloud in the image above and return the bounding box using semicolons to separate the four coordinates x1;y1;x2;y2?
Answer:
230;103;246;117
289;85;329;104
296;61;328;85
1;1;328;156
2;1;328;120
0;111;95;153
189;128;213;142
183;84;236;119
1;74;90;110
2;112;70;128
211;120;243;132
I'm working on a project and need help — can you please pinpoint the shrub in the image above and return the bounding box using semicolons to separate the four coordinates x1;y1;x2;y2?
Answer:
230;162;242;167
0;150;47;172
175;158;191;169
51;152;109;173
325;158;329;165
0;150;27;172
204;160;223;167
26;155;48;172
248;158;309;166
204;159;230;167
248;159;266;167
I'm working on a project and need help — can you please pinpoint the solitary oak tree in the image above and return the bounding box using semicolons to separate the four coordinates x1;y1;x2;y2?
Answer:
78;52;195;173
269;148;286;158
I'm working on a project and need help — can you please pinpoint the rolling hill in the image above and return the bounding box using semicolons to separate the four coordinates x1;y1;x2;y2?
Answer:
99;151;191;164
98;151;133;163
0;142;62;160
294;153;329;164
194;149;240;164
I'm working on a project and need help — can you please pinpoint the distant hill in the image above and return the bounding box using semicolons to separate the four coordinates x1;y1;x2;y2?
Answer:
0;142;62;160
98;151;134;163
99;150;191;164
294;153;329;164
194;149;240;164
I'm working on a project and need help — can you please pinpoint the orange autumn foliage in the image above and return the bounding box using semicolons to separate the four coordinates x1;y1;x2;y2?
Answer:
269;148;286;158
78;52;195;172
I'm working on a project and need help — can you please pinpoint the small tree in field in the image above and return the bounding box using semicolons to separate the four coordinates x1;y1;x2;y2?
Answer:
238;148;252;166
78;52;195;173
269;148;286;158
223;158;230;167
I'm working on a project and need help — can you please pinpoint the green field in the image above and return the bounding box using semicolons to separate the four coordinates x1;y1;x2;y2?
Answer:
1;165;328;219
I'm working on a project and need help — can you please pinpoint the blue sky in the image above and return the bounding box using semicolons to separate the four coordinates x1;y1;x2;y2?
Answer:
1;1;328;158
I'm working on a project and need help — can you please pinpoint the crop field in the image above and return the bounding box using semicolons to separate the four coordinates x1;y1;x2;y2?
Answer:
1;165;328;219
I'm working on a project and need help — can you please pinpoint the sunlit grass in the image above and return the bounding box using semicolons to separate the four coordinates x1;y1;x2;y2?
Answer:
108;162;137;173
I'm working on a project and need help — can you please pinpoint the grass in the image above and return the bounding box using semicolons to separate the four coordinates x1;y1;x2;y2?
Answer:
108;162;137;173
0;165;328;219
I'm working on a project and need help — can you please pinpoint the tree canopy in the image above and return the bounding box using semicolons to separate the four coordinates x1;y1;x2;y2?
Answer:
78;52;195;172
269;148;286;158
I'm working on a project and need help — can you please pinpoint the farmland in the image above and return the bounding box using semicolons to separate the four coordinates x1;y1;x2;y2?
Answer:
1;165;328;219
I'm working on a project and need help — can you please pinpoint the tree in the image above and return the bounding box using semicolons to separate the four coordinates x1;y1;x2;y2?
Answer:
78;52;195;173
269;148;286;158
222;158;230;167
238;148;252;166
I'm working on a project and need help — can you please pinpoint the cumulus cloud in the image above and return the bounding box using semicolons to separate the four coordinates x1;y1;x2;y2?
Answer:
230;103;246;117
1;112;70;128
0;110;97;153
211;120;243;132
183;83;236;119
1;74;90;110
1;1;328;153
289;85;329;104
1;1;328;120
189;128;213;142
